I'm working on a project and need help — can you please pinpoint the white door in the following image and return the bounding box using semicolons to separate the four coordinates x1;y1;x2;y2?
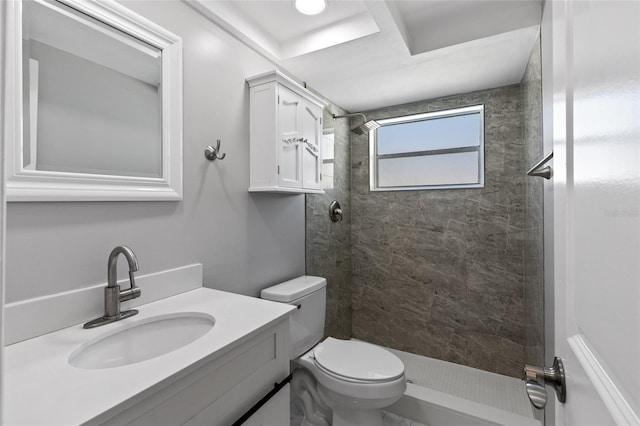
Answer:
278;85;303;188
549;0;640;424
301;101;322;190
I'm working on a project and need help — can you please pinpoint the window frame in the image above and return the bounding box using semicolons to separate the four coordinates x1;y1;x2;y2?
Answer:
369;104;485;192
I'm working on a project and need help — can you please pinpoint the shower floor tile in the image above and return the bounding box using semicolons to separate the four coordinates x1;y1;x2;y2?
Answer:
383;345;534;418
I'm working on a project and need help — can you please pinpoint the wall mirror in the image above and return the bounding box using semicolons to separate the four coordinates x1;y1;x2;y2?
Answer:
6;0;182;201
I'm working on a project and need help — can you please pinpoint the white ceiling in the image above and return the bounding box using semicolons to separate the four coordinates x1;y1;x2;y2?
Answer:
232;1;373;43
188;0;542;112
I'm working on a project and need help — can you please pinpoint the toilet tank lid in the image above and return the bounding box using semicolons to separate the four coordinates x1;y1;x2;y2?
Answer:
260;276;327;302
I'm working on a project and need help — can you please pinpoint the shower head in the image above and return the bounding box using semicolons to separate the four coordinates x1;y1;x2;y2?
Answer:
333;113;381;135
351;119;381;135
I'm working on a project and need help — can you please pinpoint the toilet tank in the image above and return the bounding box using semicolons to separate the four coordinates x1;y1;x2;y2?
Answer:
260;276;326;359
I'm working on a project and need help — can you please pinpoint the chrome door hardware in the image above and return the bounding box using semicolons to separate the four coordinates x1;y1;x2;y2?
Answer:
204;139;226;161
526;151;553;179
329;200;343;222
523;357;566;409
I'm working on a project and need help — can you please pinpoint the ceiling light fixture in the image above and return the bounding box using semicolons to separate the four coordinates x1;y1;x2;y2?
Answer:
295;0;326;15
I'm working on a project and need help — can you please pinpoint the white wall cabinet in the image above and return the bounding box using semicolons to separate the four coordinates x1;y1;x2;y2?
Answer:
247;71;324;194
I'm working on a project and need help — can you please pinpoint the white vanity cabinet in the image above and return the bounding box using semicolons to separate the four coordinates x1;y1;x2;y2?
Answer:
5;285;295;426
247;71;325;194
101;319;291;426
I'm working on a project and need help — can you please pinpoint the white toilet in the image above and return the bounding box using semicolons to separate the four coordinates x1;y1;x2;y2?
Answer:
261;276;406;426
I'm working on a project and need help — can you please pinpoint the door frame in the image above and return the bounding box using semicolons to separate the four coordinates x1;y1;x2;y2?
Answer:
0;0;10;420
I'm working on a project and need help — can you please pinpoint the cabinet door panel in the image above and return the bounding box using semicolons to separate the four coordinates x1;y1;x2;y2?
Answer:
125;332;277;426
301;101;322;190
278;86;302;188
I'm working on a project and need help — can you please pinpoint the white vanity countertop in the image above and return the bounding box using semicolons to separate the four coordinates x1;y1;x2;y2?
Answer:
4;288;295;425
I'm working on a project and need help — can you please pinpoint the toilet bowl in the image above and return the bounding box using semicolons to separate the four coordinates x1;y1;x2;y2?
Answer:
297;337;406;426
261;276;406;426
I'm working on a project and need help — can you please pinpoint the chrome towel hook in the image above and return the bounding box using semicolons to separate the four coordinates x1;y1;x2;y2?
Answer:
204;139;226;161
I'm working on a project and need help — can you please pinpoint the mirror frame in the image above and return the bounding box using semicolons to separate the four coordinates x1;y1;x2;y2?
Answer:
5;0;183;201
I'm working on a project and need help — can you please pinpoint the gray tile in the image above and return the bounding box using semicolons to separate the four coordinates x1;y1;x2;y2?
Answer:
521;34;545;367
306;101;353;340
306;53;544;378
351;84;530;378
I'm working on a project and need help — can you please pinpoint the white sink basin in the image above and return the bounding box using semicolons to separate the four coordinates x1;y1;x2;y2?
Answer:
69;312;215;369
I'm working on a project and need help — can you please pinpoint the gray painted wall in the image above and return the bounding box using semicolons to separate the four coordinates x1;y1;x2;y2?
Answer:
6;1;305;304
351;85;528;378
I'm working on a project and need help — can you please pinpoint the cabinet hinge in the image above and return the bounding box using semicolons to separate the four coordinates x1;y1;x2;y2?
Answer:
278;165;280;175
320;173;322;181
277;95;280;104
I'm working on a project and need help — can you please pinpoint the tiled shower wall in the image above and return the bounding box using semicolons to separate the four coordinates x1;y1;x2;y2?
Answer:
305;49;544;379
523;34;545;367
350;86;527;378
305;101;352;339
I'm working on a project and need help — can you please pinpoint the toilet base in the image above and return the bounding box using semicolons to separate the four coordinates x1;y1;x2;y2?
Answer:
317;381;398;426
292;367;332;426
332;407;383;426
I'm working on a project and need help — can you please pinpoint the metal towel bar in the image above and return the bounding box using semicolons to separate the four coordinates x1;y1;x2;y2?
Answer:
526;151;553;179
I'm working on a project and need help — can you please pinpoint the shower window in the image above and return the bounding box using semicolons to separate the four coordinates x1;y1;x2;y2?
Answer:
369;105;484;191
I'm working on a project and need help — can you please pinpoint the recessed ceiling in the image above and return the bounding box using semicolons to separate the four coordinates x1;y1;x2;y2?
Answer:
188;0;379;59
233;1;369;42
188;0;542;112
392;0;541;55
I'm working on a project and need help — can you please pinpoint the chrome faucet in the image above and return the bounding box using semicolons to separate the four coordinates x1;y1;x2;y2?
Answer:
84;245;142;329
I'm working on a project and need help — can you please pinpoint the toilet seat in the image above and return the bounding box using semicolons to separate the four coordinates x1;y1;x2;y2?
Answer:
313;338;404;383
295;338;408;422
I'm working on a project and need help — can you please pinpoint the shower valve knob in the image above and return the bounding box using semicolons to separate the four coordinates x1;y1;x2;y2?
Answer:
329;200;343;222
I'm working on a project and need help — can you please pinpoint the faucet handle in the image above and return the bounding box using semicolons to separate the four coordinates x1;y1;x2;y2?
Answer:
119;286;141;302
119;270;141;302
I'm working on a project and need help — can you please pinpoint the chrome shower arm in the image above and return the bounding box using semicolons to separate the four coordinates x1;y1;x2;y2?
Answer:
333;113;368;122
333;112;381;135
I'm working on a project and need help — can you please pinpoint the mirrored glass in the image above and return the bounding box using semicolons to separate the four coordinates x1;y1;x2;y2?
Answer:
22;0;163;178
